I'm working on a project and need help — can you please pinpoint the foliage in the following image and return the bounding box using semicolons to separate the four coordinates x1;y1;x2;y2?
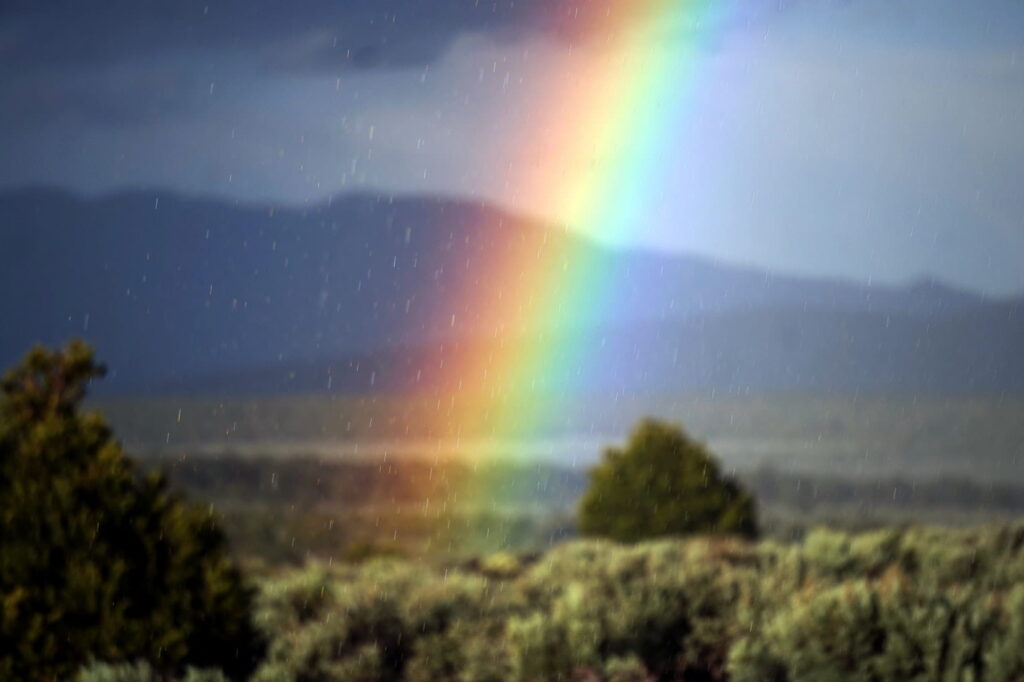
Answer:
0;342;262;681
579;419;758;542
9;345;1024;682
76;661;229;682
98;393;1024;486
147;452;1024;565
240;522;1024;682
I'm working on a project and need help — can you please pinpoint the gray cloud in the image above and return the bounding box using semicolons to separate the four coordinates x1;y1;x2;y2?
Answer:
0;0;805;73
0;0;1022;294
0;0;549;72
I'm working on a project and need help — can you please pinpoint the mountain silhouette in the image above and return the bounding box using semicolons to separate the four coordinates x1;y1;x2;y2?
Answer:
1;187;1020;394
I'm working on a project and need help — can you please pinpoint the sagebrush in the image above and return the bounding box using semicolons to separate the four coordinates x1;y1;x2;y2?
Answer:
245;523;1024;681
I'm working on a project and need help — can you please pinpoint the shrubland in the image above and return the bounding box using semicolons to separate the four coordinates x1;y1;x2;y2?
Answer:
176;522;1024;682
0;343;262;681
152;455;1024;563
5;343;1024;681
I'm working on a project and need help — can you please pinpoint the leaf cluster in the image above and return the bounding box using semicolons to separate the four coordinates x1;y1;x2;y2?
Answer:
0;342;263;681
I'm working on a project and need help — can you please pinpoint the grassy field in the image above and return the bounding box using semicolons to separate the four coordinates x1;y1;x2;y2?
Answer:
92;393;1024;563
80;523;1024;682
98;393;1024;481
139;453;1024;565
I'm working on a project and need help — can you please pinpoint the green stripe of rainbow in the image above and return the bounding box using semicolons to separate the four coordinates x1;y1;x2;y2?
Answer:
410;0;734;550
448;0;728;435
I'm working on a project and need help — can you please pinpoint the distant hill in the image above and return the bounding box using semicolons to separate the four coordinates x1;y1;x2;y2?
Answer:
1;187;1020;394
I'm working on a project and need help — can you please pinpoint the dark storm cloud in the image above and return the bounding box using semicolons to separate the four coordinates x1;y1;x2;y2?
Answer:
1;60;217;129
0;0;785;128
1;0;1022;294
0;0;812;132
0;0;795;73
0;0;540;72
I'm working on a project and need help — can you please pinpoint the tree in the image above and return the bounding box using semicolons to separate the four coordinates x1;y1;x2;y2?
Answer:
0;341;262;681
578;419;758;542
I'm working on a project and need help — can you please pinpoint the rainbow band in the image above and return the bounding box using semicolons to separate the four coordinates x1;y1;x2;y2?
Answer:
447;0;726;438
395;1;733;550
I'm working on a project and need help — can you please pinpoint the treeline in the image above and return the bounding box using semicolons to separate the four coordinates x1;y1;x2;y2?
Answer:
151;454;1024;561
158;454;1024;516
158;455;579;563
157;454;585;512
749;466;1024;514
8;343;1024;682
82;523;1024;681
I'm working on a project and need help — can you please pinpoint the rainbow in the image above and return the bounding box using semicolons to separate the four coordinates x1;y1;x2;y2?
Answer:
442;0;728;435
391;0;734;551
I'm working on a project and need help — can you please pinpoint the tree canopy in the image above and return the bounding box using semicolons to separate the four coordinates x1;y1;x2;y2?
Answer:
0;341;262;681
579;419;758;542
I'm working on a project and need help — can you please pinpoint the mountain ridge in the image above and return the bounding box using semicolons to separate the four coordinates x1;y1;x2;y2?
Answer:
1;187;1020;394
2;184;1013;301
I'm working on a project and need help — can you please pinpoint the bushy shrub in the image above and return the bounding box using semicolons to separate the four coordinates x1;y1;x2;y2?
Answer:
602;656;654;682
0;342;262;681
514;539;755;681
727;524;1024;682
579;420;758;542
728;576;1010;682
984;585;1024;681
76;661;159;682
249;523;1024;682
252;558;505;682
249;538;760;682
76;661;229;682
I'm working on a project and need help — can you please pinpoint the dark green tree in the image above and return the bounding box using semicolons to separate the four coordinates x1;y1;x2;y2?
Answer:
579;419;758;542
0;341;262;681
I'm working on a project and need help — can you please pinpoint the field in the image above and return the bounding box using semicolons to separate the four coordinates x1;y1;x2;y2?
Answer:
81;524;1024;682
98;393;1024;481
90;394;1024;563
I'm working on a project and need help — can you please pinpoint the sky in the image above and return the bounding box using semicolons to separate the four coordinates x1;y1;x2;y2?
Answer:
1;0;1022;294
